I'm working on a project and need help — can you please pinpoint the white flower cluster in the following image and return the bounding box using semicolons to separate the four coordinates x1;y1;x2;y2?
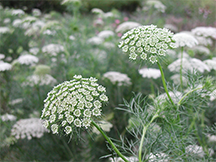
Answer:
11;118;49;140
172;32;198;48
97;30;115;39
11;9;25;16
147;152;169;162
139;68;161;79
0;61;12;71
185;144;214;158
168;57;210;74
1;113;17;121
191;26;216;40
41;75;108;135
103;71;131;86
17;54;39;65
23;74;57;87
0;27;10;34
109;156;138;162
115;21;141;33
145;0;166;13
91;8;118;19
42;44;64;56
203;59;216;71
118;25;175;64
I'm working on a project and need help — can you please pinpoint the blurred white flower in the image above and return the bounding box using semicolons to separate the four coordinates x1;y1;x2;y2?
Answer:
42;44;64;56
3;18;11;24
93;18;104;26
164;23;178;32
32;20;45;28
145;0;166;13
91;8;104;15
173;32;198;48
207;134;216;143
17;54;39;65
0;27;10;34
195;36;213;46
23;74;57;86
0;61;12;71
185;144;214;158
87;36;104;45
109;156;138;162
203;59;216;71
29;47;39;55
191;26;216;39
9;98;23;105
69;35;75;40
147;152;169;162
24;26;40;36
92;120;113;135
168;57;210;74
0;53;5;60
103;42;115;49
11;118;49;140
22;16;37;23
43;29;56;35
209;89;216;101
103;71;131;86
155;91;182;104
170;74;188;86
98;30;115;39
115;21;141;33
11;9;25;16
190;45;210;55
139;68;161;79
32;8;42;16
12;19;22;27
1;114;17;122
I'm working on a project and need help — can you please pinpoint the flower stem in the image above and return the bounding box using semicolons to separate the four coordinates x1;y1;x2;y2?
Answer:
138;110;159;162
177;86;204;106
180;47;184;90
91;120;129;162
157;62;175;106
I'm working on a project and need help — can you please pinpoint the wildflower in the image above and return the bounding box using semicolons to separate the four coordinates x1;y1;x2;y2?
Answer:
185;144;214;158
103;71;131;86
0;61;12;71
103;42;115;49
98;30;115;39
172;32;198;48
203;59;216;71
1;114;17;121
87;36;104;45
41;75;108;134
168;57;210;74
22;16;37;23
91;8;104;15
3;18;11;24
164;24;178;32
29;47;39;55
139;68;161;79
42;44;64;56
43;29;56;35
17;54;39;65
190;45;210;55
147;152;169;162
115;21;141;33
118;24;175;63
34;64;51;75
22;74;57;86
0;27;10;34
145;0;166;13
32;8;42;17
12;19;22;27
191;26;216;40
170;74;188;86
11;9;25;16
11;118;49;140
194;36;213;46
69;35;75;40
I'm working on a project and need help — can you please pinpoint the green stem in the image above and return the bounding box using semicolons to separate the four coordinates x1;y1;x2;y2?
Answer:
150;79;155;96
138;110;160;162
180;47;184;90
157;62;175;106
91;120;129;162
177;86;204;106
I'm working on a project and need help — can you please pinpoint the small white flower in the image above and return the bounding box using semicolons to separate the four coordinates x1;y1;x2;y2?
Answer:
92;108;101;116
82;118;91;128
42;44;64;56
1;113;17;121
0;27;10;34
17;54;39;65
115;21;141;33
74;118;82;127
203;59;216;71
0;61;12;71
51;124;58;134
139;68;161;79
65;126;72;134
103;71;131;86
172;32;198;48
98;30;114;39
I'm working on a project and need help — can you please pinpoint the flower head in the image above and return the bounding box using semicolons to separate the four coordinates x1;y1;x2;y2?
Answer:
41;75;108;135
17;54;39;65
118;24;175;64
0;61;12;71
172;32;198;48
103;71;131;86
139;68;161;79
11;118;49;140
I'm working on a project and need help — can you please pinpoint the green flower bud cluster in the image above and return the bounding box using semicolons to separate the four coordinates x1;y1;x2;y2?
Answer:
41;75;108;135
118;24;176;64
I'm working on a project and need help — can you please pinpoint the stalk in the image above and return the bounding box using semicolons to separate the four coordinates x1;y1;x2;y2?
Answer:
91;120;129;162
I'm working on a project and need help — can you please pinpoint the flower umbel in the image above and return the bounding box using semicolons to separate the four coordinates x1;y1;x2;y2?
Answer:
118;24;175;63
41;75;108;135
